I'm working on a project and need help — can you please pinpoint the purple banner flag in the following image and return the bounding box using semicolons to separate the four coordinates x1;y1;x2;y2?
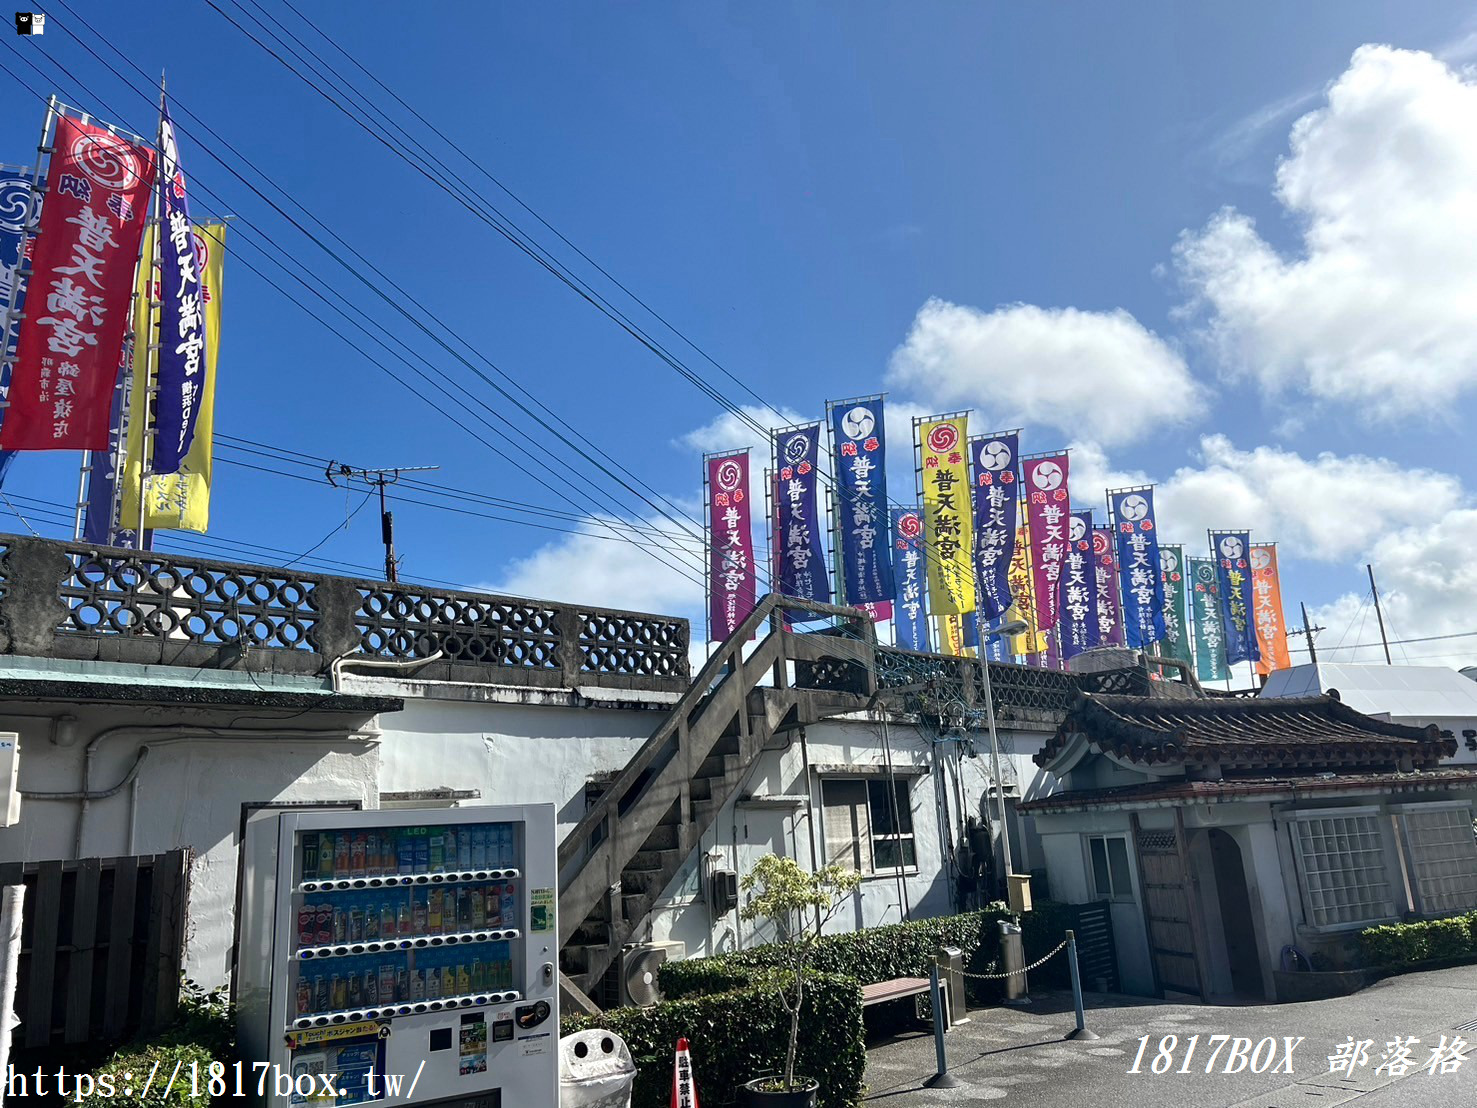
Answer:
1059;510;1100;661
151;97;203;474
1092;526;1124;646
773;424;831;619
971;430;1019;621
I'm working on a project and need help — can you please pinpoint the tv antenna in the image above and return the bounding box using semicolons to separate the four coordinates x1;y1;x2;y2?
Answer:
326;462;441;582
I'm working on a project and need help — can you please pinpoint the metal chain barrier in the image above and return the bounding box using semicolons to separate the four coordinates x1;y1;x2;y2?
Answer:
958;938;1068;980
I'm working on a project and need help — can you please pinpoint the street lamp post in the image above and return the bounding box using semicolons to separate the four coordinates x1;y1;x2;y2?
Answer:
979;619;1029;893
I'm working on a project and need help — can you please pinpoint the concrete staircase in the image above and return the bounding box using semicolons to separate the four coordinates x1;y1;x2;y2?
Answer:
556;595;877;1011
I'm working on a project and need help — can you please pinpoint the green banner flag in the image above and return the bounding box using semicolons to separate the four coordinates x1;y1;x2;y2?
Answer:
1157;545;1194;667
1188;556;1230;682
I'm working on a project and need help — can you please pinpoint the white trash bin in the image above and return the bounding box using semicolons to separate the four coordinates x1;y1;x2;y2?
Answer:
559;1028;636;1108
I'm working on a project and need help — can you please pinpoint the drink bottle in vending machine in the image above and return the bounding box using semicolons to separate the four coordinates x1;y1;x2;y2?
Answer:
237;804;558;1107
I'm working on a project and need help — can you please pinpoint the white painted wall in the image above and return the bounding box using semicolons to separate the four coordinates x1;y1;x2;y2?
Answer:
3;669;1071;994
0;699;382;988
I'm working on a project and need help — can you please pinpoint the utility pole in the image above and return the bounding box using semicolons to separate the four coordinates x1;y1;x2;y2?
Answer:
1293;601;1326;664
1367;564;1393;665
326;462;440;582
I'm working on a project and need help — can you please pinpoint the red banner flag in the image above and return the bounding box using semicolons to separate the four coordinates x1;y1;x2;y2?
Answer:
0;116;155;451
1022;452;1071;631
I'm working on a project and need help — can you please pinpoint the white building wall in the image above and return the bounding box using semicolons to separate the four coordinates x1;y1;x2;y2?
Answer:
0;699;382;989
3;672;1071;991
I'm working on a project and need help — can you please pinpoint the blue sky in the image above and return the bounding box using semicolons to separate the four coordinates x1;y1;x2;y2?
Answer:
2;1;1475;668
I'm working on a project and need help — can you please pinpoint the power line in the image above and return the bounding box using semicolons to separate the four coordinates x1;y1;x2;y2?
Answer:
9;18;717;583
211;0;1039;597
0;41;717;596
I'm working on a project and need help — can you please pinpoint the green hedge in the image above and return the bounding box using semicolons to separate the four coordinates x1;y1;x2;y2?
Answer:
1359;911;1477;970
563;970;865;1108
661;903;1080;1002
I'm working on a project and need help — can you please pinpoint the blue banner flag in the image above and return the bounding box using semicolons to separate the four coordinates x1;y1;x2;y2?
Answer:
0;166;38;486
829;398;894;604
891;508;930;651
773;424;831;619
971;430;1019;620
1210;531;1261;665
1108;487;1167;648
1059;510;1100;660
152;97;204;474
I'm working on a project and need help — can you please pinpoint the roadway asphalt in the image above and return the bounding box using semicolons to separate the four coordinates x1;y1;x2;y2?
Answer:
861;964;1477;1107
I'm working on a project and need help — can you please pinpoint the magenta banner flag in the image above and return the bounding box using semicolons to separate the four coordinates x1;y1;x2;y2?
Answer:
707;450;757;640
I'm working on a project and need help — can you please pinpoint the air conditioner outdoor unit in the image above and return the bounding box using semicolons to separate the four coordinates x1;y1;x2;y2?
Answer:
619;940;686;1007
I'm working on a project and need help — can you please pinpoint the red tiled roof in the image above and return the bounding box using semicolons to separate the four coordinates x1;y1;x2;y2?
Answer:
1034;692;1453;773
1019;768;1477;812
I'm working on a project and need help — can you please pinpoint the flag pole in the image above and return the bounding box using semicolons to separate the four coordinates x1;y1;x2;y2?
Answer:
135;78;166;543
0;95;57;461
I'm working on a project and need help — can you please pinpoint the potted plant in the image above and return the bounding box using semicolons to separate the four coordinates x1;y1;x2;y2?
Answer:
736;855;863;1107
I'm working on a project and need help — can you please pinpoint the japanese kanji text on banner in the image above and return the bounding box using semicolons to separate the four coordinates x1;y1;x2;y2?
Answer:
1251;543;1291;674
829;397;893;605
1157;544;1193;668
1108;486;1167;649
918;414;975;616
1;115;155;451
1188;556;1230;681
151;96;204;474
706;451;757;640
1022;452;1071;631
1092;526;1125;647
120;223;224;533
1058;509;1099;660
772;423;831;618
1210;530;1262;666
971;430;1019;621
891;507;930;652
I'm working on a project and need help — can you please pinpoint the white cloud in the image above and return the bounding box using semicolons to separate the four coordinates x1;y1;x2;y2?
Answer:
1175;45;1477;418
1309;509;1477;668
1061;435;1464;561
1155;435;1464;559
887;299;1204;446
676;404;807;460
490;516;706;618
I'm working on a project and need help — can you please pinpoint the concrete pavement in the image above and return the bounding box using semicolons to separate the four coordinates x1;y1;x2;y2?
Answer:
862;964;1477;1107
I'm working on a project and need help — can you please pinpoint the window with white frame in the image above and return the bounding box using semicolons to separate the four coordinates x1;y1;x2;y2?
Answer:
1397;804;1477;916
1087;835;1133;900
821;777;916;874
1290;810;1395;929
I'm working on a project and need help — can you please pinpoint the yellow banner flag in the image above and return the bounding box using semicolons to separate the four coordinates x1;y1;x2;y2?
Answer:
1251;543;1292;675
919;415;975;616
1007;518;1049;655
121;224;224;533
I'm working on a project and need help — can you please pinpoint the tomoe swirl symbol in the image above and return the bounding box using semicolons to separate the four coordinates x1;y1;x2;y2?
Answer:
70;130;145;191
0;178;31;232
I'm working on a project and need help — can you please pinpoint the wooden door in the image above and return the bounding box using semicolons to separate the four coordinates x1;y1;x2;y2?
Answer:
1131;818;1203;996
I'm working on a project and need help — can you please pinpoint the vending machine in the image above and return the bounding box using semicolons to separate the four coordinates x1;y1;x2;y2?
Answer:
238;804;560;1108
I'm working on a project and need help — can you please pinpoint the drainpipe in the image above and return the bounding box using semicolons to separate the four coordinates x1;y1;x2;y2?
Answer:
20;725;379;858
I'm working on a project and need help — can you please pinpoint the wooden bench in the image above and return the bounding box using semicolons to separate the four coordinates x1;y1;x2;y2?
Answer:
860;976;950;1026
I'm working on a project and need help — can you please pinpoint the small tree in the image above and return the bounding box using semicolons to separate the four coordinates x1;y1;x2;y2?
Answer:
739;855;864;1093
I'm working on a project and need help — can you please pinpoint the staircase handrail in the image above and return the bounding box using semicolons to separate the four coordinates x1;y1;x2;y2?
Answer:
557;593;873;875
